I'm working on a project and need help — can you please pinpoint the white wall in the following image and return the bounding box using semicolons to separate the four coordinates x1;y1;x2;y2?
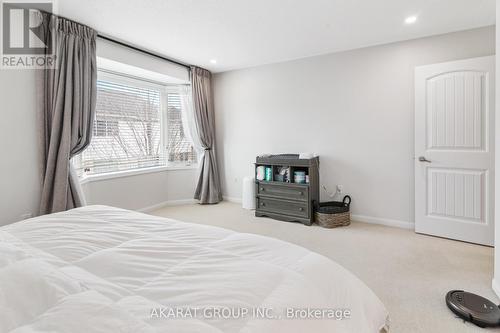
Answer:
0;69;40;226
214;26;495;227
81;168;197;211
96;38;190;84
494;0;500;299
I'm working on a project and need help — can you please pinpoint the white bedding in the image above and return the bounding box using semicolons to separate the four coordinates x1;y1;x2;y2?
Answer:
0;205;388;332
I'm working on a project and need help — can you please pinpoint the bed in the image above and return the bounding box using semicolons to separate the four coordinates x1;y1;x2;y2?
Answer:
0;205;389;332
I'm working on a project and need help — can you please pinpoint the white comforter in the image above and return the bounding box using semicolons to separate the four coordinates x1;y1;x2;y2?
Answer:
0;206;388;333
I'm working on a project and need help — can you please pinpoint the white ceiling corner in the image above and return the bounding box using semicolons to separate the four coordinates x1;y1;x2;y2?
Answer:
58;0;496;73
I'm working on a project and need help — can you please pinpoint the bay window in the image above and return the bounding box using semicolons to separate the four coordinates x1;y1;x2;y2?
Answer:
75;70;197;177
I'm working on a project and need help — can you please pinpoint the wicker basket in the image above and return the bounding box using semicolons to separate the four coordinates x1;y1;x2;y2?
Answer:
315;211;351;228
314;196;351;228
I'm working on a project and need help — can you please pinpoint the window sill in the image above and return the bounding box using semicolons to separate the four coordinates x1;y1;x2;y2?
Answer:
79;165;199;184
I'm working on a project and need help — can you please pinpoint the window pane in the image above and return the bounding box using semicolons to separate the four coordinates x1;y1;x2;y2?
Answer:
166;90;197;165
78;75;164;175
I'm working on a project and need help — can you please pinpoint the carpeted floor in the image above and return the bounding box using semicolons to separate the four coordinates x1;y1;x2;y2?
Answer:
151;202;498;333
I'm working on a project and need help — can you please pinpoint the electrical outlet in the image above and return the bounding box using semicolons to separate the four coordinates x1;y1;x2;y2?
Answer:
20;213;33;220
336;185;344;194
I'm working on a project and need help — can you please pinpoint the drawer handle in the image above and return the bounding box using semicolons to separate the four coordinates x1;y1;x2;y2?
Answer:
299;191;303;195
260;188;265;191
299;207;304;211
261;202;266;207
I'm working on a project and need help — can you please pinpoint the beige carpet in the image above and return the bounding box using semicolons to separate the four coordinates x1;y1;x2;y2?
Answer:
151;202;498;333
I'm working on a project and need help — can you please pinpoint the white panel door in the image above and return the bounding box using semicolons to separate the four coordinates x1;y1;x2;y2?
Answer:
415;56;495;246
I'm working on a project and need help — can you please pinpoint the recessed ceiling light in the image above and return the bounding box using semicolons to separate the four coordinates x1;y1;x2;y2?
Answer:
210;59;217;64
405;16;417;24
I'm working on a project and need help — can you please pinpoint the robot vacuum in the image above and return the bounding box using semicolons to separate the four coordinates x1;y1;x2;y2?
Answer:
446;290;500;328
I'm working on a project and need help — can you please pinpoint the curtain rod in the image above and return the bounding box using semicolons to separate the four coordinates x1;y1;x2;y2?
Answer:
97;34;192;71
37;10;192;71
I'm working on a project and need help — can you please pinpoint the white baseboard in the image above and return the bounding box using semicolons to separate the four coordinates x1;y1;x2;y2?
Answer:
492;278;500;299
138;199;198;213
351;214;414;230
222;196;412;230
223;196;242;204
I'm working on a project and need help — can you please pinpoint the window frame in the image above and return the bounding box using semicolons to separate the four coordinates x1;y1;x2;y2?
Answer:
164;85;199;169
77;69;198;184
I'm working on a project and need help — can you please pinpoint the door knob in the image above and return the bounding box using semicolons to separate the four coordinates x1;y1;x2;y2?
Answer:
418;156;432;163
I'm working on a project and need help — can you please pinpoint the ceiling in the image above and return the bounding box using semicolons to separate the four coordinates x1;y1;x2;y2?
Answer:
58;0;495;73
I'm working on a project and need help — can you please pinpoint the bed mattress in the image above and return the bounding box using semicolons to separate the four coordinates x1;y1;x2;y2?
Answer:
0;205;388;332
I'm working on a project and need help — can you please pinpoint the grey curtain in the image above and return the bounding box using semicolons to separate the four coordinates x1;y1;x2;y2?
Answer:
191;67;222;204
38;13;97;215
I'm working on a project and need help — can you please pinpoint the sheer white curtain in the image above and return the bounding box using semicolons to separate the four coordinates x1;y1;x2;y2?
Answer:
179;85;203;164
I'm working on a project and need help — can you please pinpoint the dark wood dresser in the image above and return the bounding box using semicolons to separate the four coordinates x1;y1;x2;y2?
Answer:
255;155;319;225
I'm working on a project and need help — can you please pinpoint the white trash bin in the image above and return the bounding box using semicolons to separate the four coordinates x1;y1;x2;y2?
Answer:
242;177;256;210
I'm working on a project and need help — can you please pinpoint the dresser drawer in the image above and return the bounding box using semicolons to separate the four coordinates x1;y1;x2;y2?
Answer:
257;183;308;201
257;197;309;218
